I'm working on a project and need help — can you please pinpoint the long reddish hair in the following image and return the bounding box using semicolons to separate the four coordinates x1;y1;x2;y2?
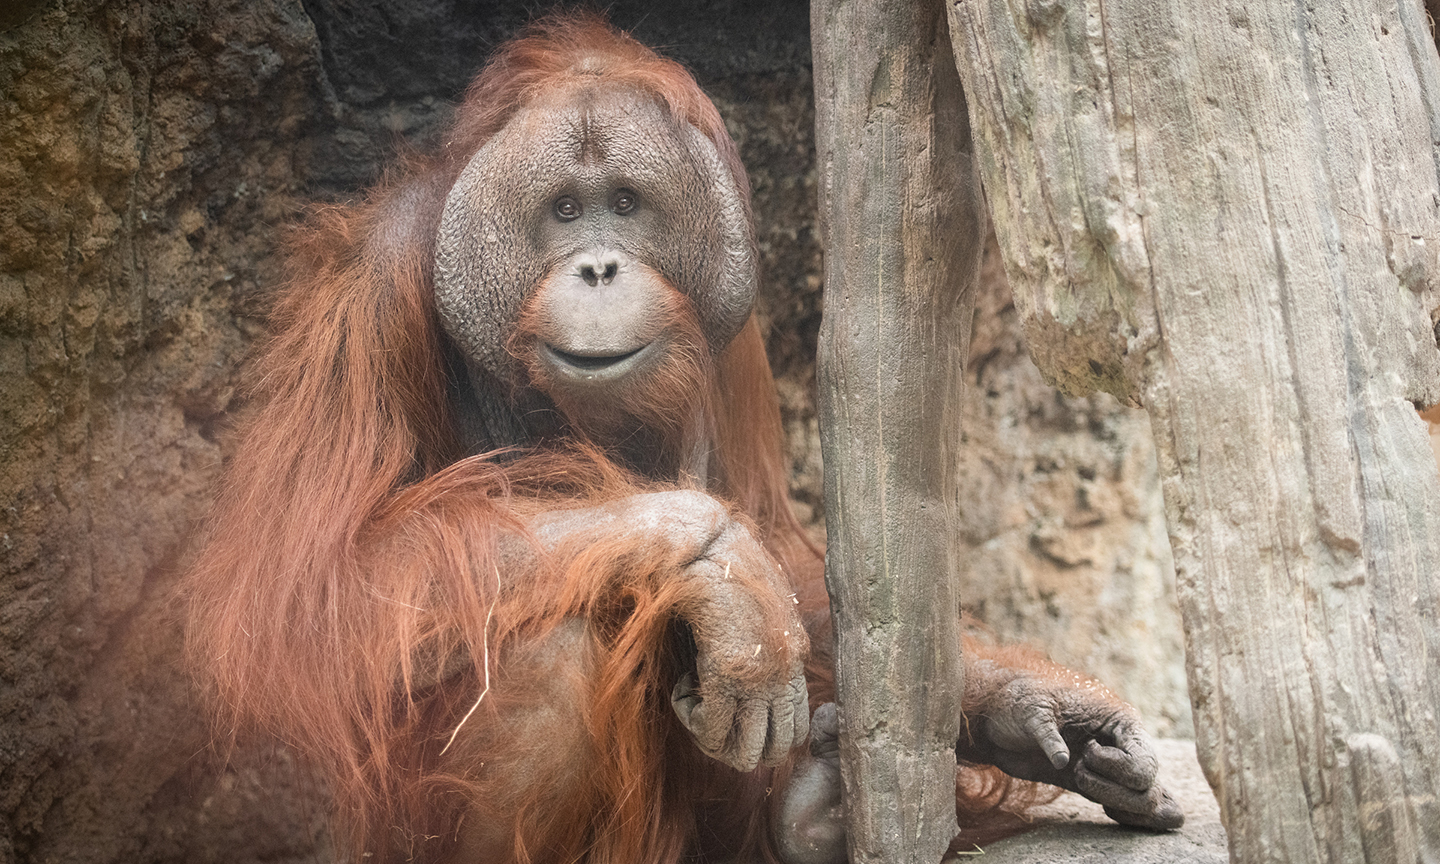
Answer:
183;13;803;863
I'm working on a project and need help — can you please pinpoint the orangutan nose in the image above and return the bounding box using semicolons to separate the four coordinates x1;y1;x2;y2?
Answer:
576;252;621;286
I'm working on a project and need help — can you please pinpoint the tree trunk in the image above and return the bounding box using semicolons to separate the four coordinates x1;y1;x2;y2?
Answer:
811;2;985;861
947;1;1440;861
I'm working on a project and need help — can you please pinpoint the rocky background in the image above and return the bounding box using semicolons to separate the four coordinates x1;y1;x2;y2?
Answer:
5;0;1434;860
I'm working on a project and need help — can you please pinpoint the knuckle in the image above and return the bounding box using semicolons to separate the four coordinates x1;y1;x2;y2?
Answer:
651;488;725;515
648;490;730;537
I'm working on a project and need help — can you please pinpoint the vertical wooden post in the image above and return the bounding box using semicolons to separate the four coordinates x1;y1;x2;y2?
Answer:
811;2;985;861
947;0;1440;860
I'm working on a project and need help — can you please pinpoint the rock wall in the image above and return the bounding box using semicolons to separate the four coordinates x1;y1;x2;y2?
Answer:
0;0;1191;859
1;2;333;860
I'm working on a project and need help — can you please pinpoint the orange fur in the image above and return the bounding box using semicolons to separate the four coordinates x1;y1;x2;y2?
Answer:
184;12;1043;863
184;15;793;863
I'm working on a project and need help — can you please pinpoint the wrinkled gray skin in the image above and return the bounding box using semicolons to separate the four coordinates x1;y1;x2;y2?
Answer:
425;78;1180;862
958;660;1184;831
520;491;811;772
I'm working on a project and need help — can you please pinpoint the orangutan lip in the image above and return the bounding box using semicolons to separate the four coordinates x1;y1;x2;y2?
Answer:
542;343;651;380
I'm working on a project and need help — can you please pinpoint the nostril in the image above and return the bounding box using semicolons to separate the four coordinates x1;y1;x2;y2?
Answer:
574;253;623;287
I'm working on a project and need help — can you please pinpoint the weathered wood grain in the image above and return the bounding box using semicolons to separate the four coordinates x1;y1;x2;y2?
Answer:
947;1;1440;861
811;0;986;860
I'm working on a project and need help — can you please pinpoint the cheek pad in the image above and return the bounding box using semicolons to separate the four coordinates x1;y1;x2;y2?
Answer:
434;121;559;383
644;124;757;352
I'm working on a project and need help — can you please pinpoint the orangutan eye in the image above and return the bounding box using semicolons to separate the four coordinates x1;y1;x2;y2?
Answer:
555;197;581;221
612;189;637;215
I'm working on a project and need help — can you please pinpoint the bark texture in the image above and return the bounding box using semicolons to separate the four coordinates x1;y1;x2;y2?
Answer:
948;1;1440;861
811;2;984;860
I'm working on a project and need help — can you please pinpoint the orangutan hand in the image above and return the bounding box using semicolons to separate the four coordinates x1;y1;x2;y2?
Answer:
526;490;809;771
662;492;809;772
958;665;1184;830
